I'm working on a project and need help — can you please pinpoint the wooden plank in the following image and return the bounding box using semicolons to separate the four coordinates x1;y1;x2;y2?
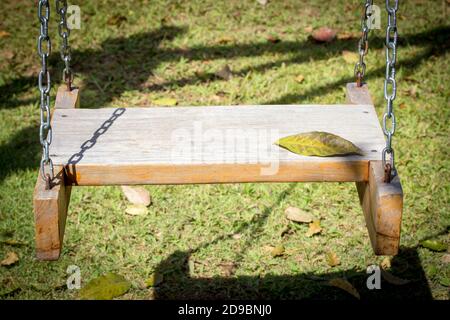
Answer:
49;104;385;185
345;83;403;255
55;85;80;109
347;83;403;255
345;82;374;105
33;169;71;260
357;161;403;255
64;162;368;185
346;82;378;189
32;86;78;261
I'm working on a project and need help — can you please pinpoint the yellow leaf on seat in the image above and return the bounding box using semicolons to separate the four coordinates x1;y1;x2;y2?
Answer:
153;98;178;106
275;131;363;157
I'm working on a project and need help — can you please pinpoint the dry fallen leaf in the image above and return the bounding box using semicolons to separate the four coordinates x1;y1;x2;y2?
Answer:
381;270;411;285
306;220;322;237
215;65;233;80
232;233;242;240
0;30;11;38
125;204;148;216
275;131;364;157
328;278;360;299
285;206;314;223
311;27;337;43
153;98;178;106
342;50;359;64
304;26;313;33
216;36;233;44
121;186;151;206
380;257;391;269
295;75;305;83
271;245;285;257
257;0;268;6
326;251;340;267
1;252;19;266
266;35;281;44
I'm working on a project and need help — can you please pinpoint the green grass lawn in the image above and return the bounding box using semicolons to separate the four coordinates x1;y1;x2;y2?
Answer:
0;0;449;299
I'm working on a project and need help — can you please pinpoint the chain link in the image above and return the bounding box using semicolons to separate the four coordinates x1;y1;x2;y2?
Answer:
354;0;373;87
38;0;54;184
56;0;73;90
382;0;399;181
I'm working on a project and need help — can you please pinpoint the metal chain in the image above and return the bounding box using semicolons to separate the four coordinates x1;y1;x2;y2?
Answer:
38;0;54;186
355;0;373;87
382;0;399;182
56;0;73;90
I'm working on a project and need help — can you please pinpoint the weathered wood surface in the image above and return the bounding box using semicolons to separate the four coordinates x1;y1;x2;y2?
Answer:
346;83;403;255
33;85;78;260
49;104;385;185
357;161;403;255
33;170;71;260
55;85;80;109
345;83;374;105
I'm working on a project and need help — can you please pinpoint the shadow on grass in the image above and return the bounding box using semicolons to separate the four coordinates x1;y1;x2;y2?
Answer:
0;25;448;109
0;125;40;183
152;247;432;300
148;182;436;300
0;76;36;110
70;25;450;107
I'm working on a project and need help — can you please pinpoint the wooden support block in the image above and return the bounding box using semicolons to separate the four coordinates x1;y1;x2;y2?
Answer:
55;85;80;109
346;83;403;255
357;161;403;255
345;82;374;105
33;86;79;260
33;169;71;260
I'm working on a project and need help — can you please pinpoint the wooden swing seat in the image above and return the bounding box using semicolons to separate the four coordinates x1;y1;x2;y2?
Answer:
33;83;403;260
50;104;384;185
